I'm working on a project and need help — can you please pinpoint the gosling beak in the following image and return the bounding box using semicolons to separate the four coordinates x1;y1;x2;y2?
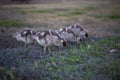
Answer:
85;32;88;38
62;41;66;47
61;40;66;47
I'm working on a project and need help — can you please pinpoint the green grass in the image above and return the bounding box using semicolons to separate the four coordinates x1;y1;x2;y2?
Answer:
106;14;120;19
34;9;55;13
0;20;30;27
57;6;97;17
32;37;120;80
30;6;97;17
32;8;69;14
95;14;120;19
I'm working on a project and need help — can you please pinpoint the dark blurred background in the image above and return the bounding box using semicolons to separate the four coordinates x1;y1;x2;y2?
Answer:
0;0;79;4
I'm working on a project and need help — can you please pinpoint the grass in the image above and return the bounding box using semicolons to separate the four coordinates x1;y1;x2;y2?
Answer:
0;37;120;80
34;9;55;13
57;6;97;17
42;37;120;80
0;20;30;27
95;14;120;19
31;8;70;14
106;14;120;19
30;6;97;17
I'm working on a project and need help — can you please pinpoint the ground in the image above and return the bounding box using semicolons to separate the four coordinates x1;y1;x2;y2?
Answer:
0;0;120;80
